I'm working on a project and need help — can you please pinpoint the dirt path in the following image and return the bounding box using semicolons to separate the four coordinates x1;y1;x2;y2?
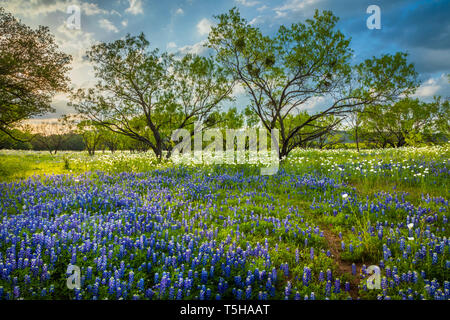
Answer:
320;226;363;300
286;198;366;299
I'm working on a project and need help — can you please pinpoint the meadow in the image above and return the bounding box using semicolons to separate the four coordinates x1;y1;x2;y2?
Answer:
0;145;448;300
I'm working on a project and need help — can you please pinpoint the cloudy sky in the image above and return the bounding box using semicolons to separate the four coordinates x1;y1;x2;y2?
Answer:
2;0;449;118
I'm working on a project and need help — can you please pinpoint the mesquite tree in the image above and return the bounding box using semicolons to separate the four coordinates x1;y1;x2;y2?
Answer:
207;8;418;159
71;33;233;159
0;8;71;140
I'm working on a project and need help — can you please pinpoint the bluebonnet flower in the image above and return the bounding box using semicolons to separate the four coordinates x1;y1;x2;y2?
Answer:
245;286;252;299
378;228;383;240
138;278;145;292
432;253;438;265
325;281;332;296
13;286;20;299
399;238;405;251
284;281;291;297
201;268;208;284
386;267;391;278
403;250;408;259
271;268;277;282
108;277;115;296
128;271;134;286
334;279;341;293
319;271;324;282
86;266;93;280
0;164;446;300
225;265;231;278
303;267;311;287
381;277;388;290
345;282;350;292
327;269;332;281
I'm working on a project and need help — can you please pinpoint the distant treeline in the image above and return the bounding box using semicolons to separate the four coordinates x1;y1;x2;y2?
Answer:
1;127;447;153
0;129;153;153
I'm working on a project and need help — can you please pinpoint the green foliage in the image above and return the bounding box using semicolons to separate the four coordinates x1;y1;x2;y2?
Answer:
31;117;75;155
76;119;103;156
360;97;449;147
0;8;71;140
0;146;448;300
206;106;244;129
0;129;32;149
71;34;233;159
207;8;418;159
62;155;70;170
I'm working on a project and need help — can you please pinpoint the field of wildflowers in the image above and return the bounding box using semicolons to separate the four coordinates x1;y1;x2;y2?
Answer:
0;145;448;300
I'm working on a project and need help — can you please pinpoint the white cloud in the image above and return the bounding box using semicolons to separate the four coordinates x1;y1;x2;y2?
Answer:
49;26;99;116
125;0;144;15
415;79;440;97
81;2;109;16
274;10;288;19
232;84;247;97
235;0;260;6
167;42;177;50
55;25;95;62
111;10;122;17
197;18;213;36
2;0;110;17
2;0;66;17
249;16;264;25
413;74;450;99
177;40;208;56
274;0;320;18
122;20;128;27
99;19;119;33
175;8;184;16
276;0;320;11
300;96;326;111
53;25;97;89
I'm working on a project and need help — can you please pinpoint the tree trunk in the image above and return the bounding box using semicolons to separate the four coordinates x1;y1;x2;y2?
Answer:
355;125;360;152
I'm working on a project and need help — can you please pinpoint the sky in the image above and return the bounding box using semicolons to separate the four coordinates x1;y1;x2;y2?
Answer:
2;0;449;119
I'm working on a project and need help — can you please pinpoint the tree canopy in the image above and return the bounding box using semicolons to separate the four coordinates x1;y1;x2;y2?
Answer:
0;8;72;140
1;8;446;155
207;8;418;158
360;97;449;147
71;33;234;158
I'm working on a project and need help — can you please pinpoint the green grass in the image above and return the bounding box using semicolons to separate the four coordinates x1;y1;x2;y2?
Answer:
0;146;448;300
